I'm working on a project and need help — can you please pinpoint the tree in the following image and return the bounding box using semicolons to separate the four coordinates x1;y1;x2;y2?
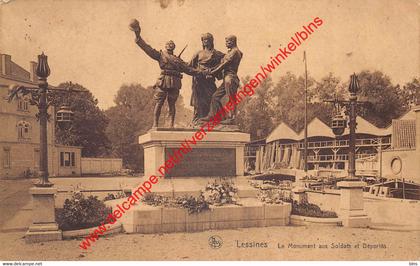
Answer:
311;73;347;126
55;82;110;157
105;83;193;171
236;76;274;139
105;84;154;171
356;70;407;128
399;77;420;108
268;72;317;132
313;72;346;102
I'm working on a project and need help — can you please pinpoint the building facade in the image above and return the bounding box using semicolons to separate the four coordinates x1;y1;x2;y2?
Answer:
0;53;81;178
381;107;419;183
248;107;420;184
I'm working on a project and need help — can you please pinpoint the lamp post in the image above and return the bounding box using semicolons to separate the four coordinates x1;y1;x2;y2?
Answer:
325;73;363;180
324;74;371;228
7;53;82;242
323;74;371;227
7;53;80;186
36;53;52;187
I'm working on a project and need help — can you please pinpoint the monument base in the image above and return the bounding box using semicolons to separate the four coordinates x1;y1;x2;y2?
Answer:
341;215;371;228
25;187;62;243
25;227;62;243
138;128;250;178
338;181;371;228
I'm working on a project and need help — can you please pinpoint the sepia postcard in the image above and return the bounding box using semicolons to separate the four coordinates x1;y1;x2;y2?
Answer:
0;0;419;264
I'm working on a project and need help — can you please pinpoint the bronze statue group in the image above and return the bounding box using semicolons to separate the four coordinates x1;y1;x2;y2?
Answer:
129;19;242;128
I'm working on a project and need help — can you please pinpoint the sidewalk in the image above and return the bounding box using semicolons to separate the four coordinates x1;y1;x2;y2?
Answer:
0;179;33;232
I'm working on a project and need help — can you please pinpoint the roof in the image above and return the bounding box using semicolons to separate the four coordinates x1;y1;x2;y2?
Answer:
392;119;416;149
298;117;336;139
398;109;417;120
267;116;391;143
266;122;300;142
343;116;392;136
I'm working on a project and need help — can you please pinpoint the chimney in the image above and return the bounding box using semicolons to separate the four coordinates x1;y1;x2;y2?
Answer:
0;54;12;76
29;61;38;82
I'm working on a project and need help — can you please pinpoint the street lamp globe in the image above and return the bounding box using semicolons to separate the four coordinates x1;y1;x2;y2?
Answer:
56;103;74;126
348;73;360;94
36;52;51;79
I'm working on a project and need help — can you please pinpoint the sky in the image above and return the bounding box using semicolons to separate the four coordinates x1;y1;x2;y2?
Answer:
0;0;418;110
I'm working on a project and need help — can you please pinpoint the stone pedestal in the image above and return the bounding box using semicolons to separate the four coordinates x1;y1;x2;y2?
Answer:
337;181;371;228
292;187;307;204
139;129;250;178
25;187;62;243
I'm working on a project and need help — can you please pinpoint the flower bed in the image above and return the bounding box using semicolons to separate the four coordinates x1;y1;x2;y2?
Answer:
125;200;292;234
141;178;240;214
56;192;112;231
291;202;337;218
253;182;338;218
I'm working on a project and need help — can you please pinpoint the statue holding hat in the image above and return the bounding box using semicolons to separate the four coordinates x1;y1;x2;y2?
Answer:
129;18;203;128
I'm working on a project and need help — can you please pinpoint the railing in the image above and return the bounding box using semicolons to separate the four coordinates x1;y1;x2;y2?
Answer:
307;153;376;162
294;137;391;149
245;145;260;157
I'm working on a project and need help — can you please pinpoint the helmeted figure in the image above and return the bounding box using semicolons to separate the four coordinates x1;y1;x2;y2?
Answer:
189;33;224;124
129;19;202;128
202;35;243;124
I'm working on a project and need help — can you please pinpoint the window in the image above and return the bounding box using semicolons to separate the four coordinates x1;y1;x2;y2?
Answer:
34;149;40;168
3;147;11;169
17;99;29;111
17;121;31;140
60;152;75;167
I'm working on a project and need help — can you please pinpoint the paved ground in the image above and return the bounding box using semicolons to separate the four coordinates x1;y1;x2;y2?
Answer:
0;179;33;232
0;226;418;260
0;177;419;261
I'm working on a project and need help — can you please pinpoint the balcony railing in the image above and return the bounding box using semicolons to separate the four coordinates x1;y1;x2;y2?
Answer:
295;137;391;149
307;153;376;162
245;137;391;159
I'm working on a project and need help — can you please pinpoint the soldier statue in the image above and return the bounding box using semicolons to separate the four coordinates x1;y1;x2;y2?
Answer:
201;35;243;125
129;19;203;128
189;33;224;124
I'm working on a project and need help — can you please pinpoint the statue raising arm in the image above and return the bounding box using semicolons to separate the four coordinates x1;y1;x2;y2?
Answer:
135;37;161;61
129;19;160;61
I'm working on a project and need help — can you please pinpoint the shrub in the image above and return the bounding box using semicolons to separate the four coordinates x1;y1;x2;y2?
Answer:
103;191;126;201
141;178;239;214
56;192;112;231
291;201;337;218
141;192;210;214
142;193;170;207
257;188;292;204
175;193;210;214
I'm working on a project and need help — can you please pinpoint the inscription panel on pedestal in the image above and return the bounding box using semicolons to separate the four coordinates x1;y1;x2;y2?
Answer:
164;148;236;177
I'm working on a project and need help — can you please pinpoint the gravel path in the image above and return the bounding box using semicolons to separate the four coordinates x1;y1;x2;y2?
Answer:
0;226;418;261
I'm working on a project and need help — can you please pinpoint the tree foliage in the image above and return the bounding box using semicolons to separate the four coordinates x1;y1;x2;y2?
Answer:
236;70;415;139
105;84;154;171
55;82;110;157
356;70;407;128
236;76;274;139
399;77;420;109
268;72;317;132
105;83;192;171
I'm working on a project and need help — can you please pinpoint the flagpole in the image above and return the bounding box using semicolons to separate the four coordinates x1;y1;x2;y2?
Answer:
304;51;308;174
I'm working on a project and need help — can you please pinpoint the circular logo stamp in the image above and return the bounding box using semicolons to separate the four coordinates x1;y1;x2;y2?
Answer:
208;235;223;249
